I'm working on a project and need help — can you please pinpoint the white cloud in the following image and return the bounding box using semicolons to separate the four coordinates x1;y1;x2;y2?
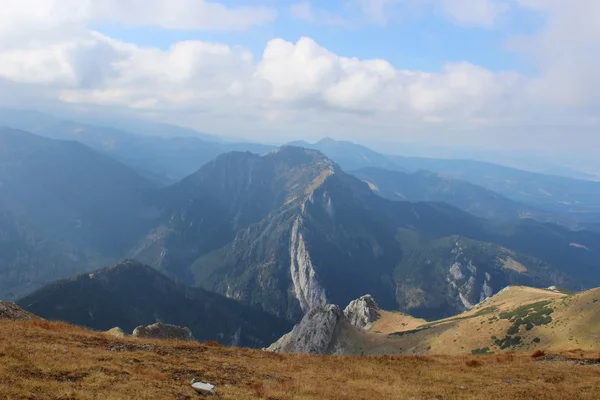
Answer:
0;0;276;34
510;0;600;109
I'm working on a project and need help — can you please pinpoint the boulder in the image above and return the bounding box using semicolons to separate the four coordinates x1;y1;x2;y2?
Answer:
343;294;380;330
192;380;215;396
132;322;194;341
106;327;128;338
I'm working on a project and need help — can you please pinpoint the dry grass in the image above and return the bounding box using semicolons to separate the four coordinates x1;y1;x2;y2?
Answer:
2;320;600;399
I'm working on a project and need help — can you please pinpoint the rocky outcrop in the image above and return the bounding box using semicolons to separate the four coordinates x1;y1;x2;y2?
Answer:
447;241;494;311
290;217;327;313
0;302;38;320
267;305;343;354
132;322;194;341
343;295;380;330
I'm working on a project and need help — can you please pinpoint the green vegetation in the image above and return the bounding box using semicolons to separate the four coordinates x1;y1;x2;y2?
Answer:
495;336;522;349
500;301;554;336
471;347;491;355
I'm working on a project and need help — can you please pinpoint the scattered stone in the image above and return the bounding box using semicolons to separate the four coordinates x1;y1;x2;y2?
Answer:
192;379;216;396
132;322;194;341
109;343;155;352
343;294;380;330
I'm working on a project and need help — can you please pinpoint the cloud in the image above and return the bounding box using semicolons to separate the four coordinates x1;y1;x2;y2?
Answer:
0;0;276;33
435;0;509;28
355;0;400;24
510;0;600;109
296;0;509;27
290;1;348;26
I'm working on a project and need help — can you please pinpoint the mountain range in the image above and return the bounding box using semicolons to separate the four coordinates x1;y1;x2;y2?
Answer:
0;109;273;184
290;138;600;222
129;146;600;320
2;123;600;326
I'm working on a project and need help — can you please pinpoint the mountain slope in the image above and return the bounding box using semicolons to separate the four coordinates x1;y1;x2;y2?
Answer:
388;155;600;217
269;286;600;355
351;167;561;223
0;128;157;299
17;260;292;348
132;146;600;321
0;109;274;183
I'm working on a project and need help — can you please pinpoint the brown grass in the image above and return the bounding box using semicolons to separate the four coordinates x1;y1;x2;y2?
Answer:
465;359;483;367
1;320;600;399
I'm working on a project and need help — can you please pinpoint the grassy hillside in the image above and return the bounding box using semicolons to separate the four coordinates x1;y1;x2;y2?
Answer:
1;319;599;399
316;286;600;356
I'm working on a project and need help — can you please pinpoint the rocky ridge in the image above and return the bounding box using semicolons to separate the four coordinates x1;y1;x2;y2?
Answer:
267;295;380;354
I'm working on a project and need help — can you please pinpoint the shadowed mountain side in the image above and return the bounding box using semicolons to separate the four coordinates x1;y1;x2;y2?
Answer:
18;260;292;348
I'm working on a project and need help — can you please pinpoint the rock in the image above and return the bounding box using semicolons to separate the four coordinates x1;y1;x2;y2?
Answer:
343;295;380;330
0;302;38;320
267;304;343;354
192;381;215;396
106;327;128;338
132;322;194;341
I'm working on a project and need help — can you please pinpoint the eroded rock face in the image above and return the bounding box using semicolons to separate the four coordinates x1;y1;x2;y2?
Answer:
290;217;327;313
343;295;380;330
0;302;37;320
132;322;194;341
267;305;343;354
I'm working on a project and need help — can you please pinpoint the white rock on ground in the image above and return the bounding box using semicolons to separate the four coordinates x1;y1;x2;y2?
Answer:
192;381;215;396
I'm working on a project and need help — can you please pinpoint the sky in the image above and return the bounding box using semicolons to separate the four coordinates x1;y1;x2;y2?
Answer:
0;0;599;156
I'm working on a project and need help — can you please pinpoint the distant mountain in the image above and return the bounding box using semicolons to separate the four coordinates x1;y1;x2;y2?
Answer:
18;260;292;348
132;146;600;321
0;128;156;299
288;138;399;171
388;155;600;217
0;109;274;183
351;167;566;224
